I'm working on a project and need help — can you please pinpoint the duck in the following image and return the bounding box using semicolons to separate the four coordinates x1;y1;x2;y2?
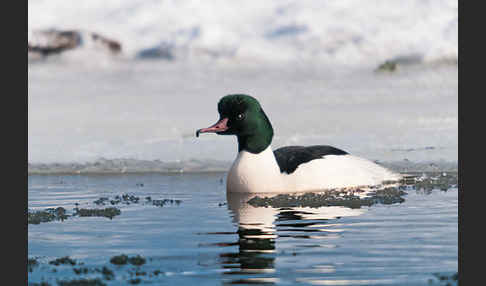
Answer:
196;94;402;193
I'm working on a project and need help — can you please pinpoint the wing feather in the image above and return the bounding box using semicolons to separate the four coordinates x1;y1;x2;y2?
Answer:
273;145;348;174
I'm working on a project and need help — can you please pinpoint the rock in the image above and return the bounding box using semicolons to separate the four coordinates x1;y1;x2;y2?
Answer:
28;29;122;59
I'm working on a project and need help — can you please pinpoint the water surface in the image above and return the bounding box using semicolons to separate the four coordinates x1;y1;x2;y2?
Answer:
28;173;457;285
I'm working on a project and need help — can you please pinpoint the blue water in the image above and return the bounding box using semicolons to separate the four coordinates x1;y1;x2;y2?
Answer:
28;173;457;285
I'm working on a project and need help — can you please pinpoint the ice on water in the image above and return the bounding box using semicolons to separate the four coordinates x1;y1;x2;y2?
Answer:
28;0;458;172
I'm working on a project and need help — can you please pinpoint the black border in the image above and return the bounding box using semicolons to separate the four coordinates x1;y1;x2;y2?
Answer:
6;0;27;284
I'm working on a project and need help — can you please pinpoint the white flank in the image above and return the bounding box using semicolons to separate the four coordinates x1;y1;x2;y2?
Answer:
227;146;402;193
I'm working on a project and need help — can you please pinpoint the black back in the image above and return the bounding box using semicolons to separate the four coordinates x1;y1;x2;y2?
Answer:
273;145;348;174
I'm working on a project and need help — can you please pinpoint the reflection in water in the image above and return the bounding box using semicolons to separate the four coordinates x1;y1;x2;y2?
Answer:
220;193;278;284
221;192;365;285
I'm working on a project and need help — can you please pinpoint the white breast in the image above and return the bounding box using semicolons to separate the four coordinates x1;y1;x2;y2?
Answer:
227;146;402;193
227;146;284;193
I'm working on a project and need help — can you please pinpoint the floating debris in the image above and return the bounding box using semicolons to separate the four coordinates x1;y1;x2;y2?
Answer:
29;282;51;286
128;255;146;266
109;255;128;265
73;267;90;275
248;172;457;209
93;197;109;206
28;207;68;224
28;255;160;285
248;188;406;209
74;207;121;219
28;193;182;225
92;194;181;207
49;256;77;266
410;172;458;192
57;278;106;286
151;199;182;207
109;254;146;266
28;257;39;272
108;194;140;205
128;278;142;284
428;272;458;285
100;267;114;280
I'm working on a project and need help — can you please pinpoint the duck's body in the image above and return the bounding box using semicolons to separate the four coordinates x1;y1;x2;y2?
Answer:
197;94;402;193
227;145;401;193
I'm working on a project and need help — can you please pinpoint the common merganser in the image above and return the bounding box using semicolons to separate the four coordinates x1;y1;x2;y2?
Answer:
196;94;402;193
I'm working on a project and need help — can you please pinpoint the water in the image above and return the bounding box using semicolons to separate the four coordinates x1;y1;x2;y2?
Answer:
28;173;458;285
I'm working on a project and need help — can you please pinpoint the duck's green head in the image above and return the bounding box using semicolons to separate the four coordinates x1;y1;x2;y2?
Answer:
196;94;274;153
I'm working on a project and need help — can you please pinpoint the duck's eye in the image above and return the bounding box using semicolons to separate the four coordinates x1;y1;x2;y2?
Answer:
236;113;245;120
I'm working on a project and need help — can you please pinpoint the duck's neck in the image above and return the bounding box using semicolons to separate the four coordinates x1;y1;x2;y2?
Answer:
237;109;274;154
237;134;272;154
